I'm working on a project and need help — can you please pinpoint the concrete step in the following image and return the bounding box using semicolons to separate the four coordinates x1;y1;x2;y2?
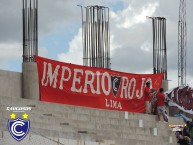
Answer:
1;107;172;135
0;96;183;124
0;117;173;143
0;96;182;145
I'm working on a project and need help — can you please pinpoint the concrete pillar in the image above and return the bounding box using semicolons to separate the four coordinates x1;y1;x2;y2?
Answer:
22;62;39;100
161;80;168;91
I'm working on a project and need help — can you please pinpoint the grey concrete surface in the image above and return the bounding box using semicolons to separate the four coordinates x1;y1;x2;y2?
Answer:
161;79;168;91
0;96;183;145
0;69;22;98
22;62;39;100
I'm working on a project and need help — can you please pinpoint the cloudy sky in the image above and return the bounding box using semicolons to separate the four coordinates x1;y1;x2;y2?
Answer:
0;0;193;89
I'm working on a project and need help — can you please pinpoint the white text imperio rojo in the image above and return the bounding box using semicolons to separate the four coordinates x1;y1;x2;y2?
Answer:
41;62;153;99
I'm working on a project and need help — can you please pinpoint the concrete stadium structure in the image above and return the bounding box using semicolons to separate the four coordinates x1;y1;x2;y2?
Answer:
0;62;184;145
0;1;187;144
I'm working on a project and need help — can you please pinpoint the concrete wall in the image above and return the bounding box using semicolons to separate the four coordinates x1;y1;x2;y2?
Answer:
0;63;39;100
0;69;22;98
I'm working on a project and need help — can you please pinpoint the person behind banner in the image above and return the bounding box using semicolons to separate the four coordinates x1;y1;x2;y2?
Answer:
189;118;193;145
176;132;191;145
183;121;190;137
156;88;166;121
144;81;155;114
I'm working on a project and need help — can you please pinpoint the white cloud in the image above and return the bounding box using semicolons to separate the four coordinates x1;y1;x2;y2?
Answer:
188;79;193;87
186;75;193;88
134;3;158;22
167;70;193;89
140;41;152;52
57;28;83;65
0;43;22;62
57;29;121;65
111;2;159;29
57;1;159;72
0;43;48;63
167;69;178;89
110;34;122;56
39;47;48;57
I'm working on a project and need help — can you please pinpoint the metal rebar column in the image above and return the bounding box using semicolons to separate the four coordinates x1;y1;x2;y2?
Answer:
23;0;38;62
79;5;110;69
148;17;167;80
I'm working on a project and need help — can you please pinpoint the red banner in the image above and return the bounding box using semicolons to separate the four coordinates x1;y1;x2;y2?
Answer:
35;56;163;112
167;86;193;114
